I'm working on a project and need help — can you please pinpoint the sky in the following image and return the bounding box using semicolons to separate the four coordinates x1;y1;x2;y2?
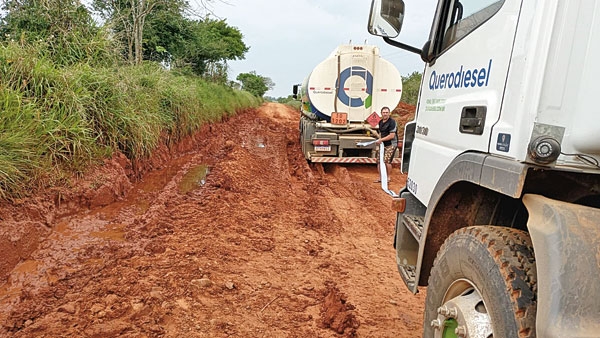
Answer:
206;0;438;98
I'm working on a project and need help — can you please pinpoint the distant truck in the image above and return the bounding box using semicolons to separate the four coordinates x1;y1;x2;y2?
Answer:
293;44;403;164
368;0;600;337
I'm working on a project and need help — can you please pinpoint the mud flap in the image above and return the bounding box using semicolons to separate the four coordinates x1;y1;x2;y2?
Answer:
523;194;600;338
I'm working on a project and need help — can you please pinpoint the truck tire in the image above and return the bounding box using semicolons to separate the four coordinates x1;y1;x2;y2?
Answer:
424;226;536;338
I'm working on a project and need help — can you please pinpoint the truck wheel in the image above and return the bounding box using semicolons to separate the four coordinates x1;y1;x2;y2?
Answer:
424;226;536;338
299;118;307;158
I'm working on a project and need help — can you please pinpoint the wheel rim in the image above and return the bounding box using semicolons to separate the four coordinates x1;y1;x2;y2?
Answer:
431;279;493;338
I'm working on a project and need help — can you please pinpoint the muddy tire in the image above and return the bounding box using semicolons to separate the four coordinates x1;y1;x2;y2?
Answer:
423;226;537;338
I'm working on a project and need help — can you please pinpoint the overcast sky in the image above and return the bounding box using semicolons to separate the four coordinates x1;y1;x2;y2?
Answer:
206;0;437;98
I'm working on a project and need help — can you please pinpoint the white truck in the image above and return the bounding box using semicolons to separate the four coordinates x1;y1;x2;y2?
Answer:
368;0;600;337
293;44;403;164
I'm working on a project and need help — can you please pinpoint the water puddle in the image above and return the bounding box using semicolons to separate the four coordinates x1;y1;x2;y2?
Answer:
178;164;209;194
90;223;126;241
139;165;181;193
138;155;194;194
256;136;266;148
90;159;192;219
0;261;39;300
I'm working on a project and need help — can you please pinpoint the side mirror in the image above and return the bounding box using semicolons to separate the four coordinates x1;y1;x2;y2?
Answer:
292;84;299;100
368;0;405;38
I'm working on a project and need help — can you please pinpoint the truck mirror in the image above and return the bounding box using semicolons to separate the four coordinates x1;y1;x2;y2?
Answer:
368;0;405;38
292;84;299;100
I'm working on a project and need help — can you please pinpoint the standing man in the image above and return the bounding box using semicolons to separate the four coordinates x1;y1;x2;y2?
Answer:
375;106;398;183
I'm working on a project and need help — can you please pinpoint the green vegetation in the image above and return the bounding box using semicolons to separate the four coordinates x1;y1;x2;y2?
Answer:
236;71;274;98
401;71;422;106
270;95;301;110
0;1;263;200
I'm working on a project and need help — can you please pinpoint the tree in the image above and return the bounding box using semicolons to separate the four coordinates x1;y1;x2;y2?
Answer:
276;95;295;103
236;71;274;97
144;15;248;78
93;0;248;76
92;0;186;65
401;71;422;106
185;18;248;78
141;1;189;64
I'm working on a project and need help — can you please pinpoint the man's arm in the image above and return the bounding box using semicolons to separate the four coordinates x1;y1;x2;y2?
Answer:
376;132;396;144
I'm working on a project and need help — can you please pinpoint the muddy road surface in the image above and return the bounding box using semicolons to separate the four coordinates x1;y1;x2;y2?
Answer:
0;103;425;337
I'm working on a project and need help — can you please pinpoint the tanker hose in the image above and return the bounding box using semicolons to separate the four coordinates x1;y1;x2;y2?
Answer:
325;126;380;138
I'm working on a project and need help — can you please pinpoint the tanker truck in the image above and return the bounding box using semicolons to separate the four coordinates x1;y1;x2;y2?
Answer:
292;44;403;164
368;0;600;337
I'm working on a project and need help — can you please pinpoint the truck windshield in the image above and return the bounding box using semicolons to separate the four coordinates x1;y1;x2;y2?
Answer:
441;0;505;50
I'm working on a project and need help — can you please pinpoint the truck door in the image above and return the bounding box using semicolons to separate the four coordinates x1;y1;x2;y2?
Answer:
409;0;522;204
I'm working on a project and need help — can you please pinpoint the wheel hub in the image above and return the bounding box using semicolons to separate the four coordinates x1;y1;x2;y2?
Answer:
431;282;493;338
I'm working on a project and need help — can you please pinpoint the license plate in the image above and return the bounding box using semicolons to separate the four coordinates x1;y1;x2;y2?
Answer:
314;146;331;152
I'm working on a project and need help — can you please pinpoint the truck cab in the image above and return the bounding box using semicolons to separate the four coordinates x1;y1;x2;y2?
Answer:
369;0;600;337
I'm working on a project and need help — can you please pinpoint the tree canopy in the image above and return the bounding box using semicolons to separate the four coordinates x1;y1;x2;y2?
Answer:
236;71;274;98
89;0;249;79
144;14;248;80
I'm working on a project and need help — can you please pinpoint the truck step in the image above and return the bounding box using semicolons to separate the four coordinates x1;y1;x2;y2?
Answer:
402;215;425;240
398;264;417;289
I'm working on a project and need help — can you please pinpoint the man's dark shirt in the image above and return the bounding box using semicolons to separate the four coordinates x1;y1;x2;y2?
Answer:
379;118;398;147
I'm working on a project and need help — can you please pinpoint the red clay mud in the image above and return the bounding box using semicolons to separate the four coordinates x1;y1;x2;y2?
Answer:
0;102;424;337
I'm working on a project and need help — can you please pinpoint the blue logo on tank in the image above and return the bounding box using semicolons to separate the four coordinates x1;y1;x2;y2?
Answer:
336;66;373;108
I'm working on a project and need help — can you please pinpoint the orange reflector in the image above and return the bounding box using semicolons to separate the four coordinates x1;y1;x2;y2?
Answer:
391;198;406;213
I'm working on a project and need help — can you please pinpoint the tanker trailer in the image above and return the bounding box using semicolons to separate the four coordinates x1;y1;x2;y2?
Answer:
293;44;403;163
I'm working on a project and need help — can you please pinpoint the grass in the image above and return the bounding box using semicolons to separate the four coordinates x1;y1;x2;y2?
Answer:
0;41;261;200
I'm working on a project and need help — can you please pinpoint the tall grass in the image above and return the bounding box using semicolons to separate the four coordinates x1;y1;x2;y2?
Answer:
0;41;261;200
0;89;42;199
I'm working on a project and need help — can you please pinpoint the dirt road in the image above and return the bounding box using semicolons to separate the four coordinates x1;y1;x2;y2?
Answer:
0;103;425;337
